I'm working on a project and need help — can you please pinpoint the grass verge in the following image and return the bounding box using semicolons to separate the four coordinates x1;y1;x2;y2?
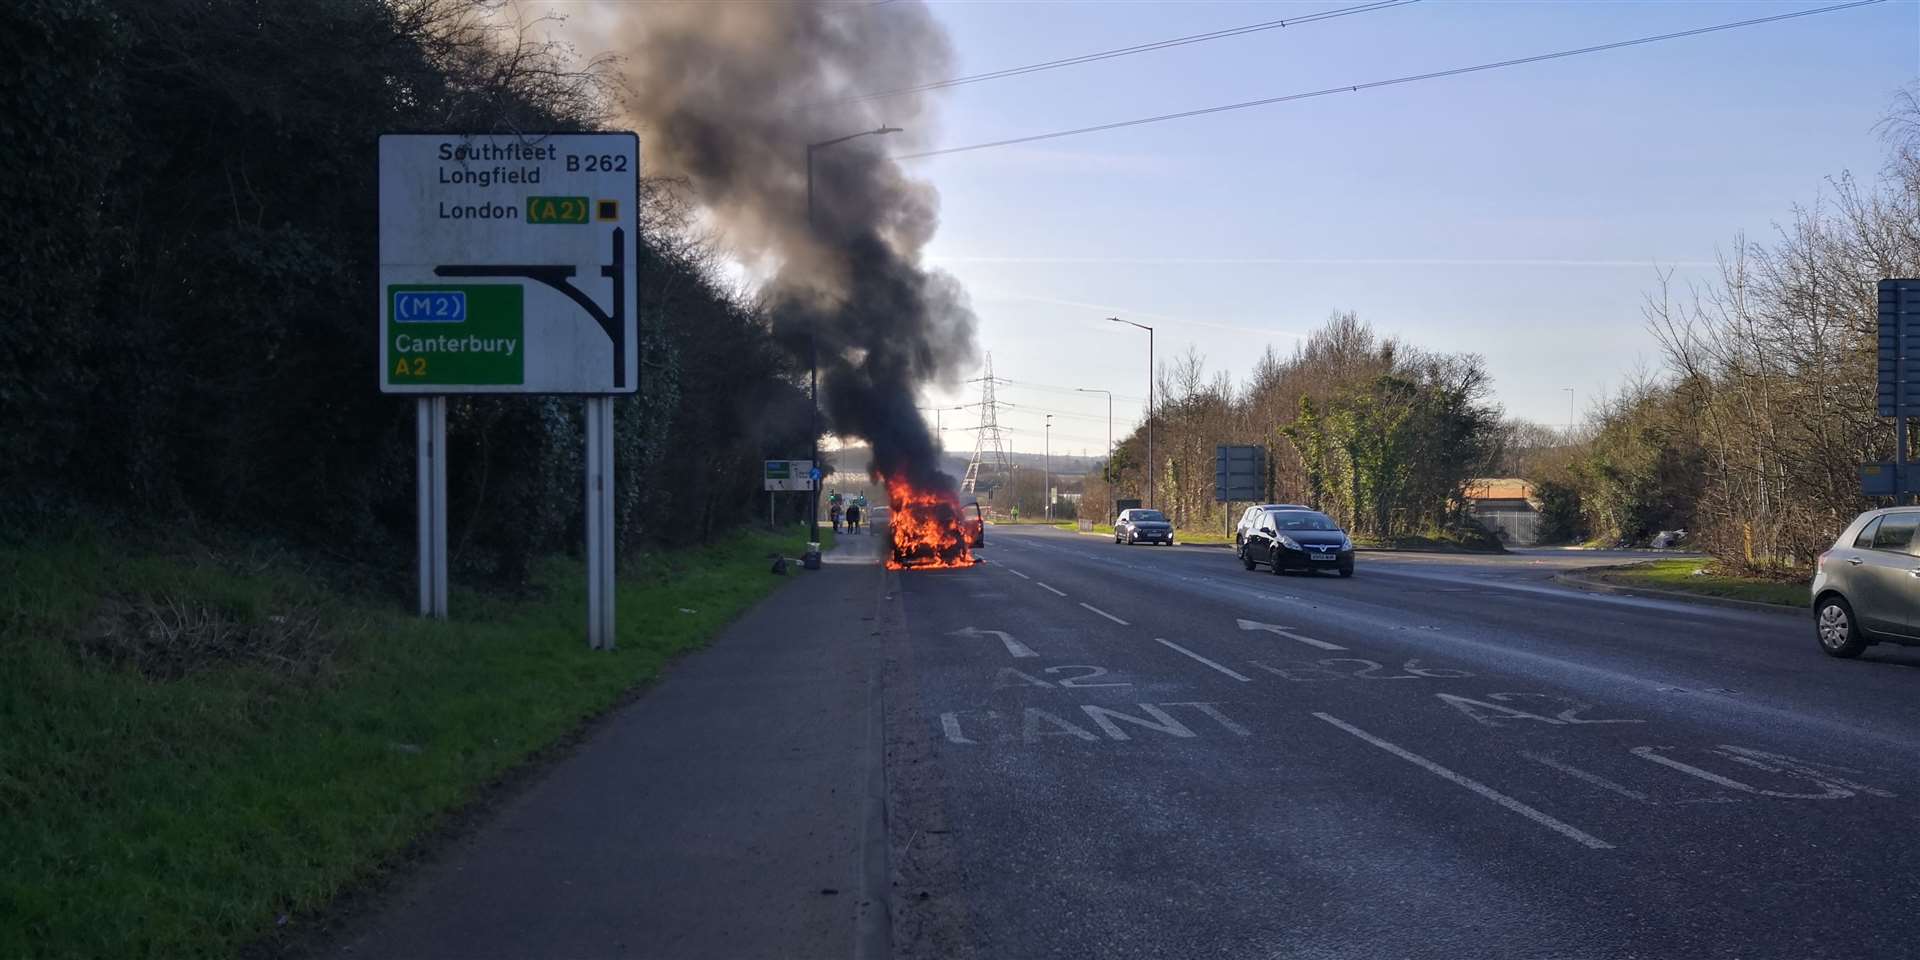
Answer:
1582;558;1807;607
1049;522;1233;545
0;525;808;959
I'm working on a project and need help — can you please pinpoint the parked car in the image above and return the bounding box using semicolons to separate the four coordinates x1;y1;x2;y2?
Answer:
1239;507;1354;576
1114;508;1174;545
1812;507;1920;657
1233;504;1311;549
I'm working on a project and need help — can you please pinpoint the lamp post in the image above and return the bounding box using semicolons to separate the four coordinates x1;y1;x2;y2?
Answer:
805;125;902;560
1109;317;1154;507
1076;387;1113;486
919;404;963;448
1044;414;1053;523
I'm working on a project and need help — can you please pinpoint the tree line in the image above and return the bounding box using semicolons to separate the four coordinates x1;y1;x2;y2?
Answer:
1087;313;1506;544
2;0;813;583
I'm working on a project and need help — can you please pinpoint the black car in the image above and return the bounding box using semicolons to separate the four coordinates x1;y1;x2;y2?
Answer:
1114;508;1173;545
1239;508;1354;576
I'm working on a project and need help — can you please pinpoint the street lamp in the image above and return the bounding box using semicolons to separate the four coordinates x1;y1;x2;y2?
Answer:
1109;317;1154;508
1044;414;1053;523
804;125;903;559
1075;387;1113;486
919;404;964;447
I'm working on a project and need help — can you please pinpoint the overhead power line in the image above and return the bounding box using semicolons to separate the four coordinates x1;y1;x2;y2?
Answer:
898;0;1887;161
847;0;1419;103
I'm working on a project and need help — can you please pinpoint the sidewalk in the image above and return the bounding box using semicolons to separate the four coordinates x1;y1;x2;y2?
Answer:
331;548;890;959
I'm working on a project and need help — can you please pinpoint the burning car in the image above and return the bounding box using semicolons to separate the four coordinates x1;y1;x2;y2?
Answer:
886;475;978;569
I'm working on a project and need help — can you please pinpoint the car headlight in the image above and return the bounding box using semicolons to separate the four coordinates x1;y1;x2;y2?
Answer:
1277;534;1301;549
1340;536;1353;550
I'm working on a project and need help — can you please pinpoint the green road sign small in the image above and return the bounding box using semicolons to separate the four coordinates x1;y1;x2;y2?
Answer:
386;284;525;386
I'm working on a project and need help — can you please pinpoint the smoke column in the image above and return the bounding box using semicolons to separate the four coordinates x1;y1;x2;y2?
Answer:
611;1;978;492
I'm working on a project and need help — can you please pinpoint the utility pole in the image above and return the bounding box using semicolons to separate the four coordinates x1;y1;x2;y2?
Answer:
1564;387;1576;441
805;125;901;565
1110;317;1154;507
1044;414;1053;523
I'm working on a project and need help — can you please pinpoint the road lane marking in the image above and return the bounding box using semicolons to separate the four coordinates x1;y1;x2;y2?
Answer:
1522;751;1651;802
1155;639;1253;682
1312;712;1614;850
1037;582;1068;597
1079;602;1130;625
1236;618;1346;651
1004;567;1031;580
940;713;976;744
949;627;1037;658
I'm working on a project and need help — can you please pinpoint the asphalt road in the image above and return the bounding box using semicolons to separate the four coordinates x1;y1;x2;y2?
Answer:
883;524;1920;960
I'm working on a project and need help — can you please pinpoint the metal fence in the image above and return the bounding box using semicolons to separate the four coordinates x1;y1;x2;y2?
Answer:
1472;509;1539;546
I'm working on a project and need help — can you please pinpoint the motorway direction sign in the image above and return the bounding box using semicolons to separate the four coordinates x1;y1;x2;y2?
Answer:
1215;444;1266;502
379;132;639;394
765;460;816;492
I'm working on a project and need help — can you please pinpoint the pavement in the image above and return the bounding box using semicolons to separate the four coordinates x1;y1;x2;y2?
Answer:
334;524;1920;959
331;535;893;960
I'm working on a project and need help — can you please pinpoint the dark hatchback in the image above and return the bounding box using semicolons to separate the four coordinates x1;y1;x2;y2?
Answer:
1239;508;1354;576
1114;508;1174;545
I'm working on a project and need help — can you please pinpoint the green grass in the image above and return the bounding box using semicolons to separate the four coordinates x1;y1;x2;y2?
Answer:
1050;521;1233;545
0;525;807;959
1585;558;1808;607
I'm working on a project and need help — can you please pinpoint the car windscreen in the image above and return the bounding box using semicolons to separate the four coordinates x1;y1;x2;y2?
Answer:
1268;510;1337;531
1131;510;1166;522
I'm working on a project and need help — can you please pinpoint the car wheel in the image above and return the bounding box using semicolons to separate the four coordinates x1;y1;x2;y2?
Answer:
1241;548;1256;571
1816;595;1868;658
1338;565;1354;578
1269;547;1286;575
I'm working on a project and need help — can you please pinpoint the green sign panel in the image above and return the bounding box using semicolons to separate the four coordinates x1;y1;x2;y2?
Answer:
386;284;525;387
526;196;590;225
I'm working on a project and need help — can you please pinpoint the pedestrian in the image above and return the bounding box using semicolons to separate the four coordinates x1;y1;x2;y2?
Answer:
846;502;862;534
830;502;843;533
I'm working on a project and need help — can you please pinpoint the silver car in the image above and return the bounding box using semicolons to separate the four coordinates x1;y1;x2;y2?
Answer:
1812;507;1920;658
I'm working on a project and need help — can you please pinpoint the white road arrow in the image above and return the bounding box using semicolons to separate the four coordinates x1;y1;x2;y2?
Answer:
950;627;1037;658
1235;618;1346;651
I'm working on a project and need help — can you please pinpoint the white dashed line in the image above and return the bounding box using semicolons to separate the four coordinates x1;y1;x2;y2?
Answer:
1037;582;1068;597
1079;602;1130;626
1154;639;1253;682
1005;567;1031;580
1314;713;1614;850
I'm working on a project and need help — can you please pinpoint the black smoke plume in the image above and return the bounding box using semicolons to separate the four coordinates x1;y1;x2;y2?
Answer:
612;1;978;493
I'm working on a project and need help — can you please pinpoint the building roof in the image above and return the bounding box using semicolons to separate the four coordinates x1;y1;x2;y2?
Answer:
1464;478;1535;502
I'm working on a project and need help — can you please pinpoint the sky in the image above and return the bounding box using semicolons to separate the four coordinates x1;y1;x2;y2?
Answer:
537;0;1916;462
896;0;1918;460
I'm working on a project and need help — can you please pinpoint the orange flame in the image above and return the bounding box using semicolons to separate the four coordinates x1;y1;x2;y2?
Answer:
884;474;978;569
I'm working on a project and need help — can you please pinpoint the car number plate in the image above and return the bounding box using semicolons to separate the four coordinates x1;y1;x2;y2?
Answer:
1309;553;1337;561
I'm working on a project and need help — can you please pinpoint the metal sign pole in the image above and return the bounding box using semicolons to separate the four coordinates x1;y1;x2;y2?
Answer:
417;396;448;619
585;396;617;649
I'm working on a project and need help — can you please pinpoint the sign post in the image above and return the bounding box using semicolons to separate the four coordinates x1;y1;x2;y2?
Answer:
380;132;639;648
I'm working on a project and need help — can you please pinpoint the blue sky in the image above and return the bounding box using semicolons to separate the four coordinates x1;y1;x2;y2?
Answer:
896;0;1918;459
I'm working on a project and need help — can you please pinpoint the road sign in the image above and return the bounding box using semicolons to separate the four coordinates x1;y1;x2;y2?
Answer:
379;132;639;394
765;460;816;492
1870;279;1920;498
1215;444;1266;502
